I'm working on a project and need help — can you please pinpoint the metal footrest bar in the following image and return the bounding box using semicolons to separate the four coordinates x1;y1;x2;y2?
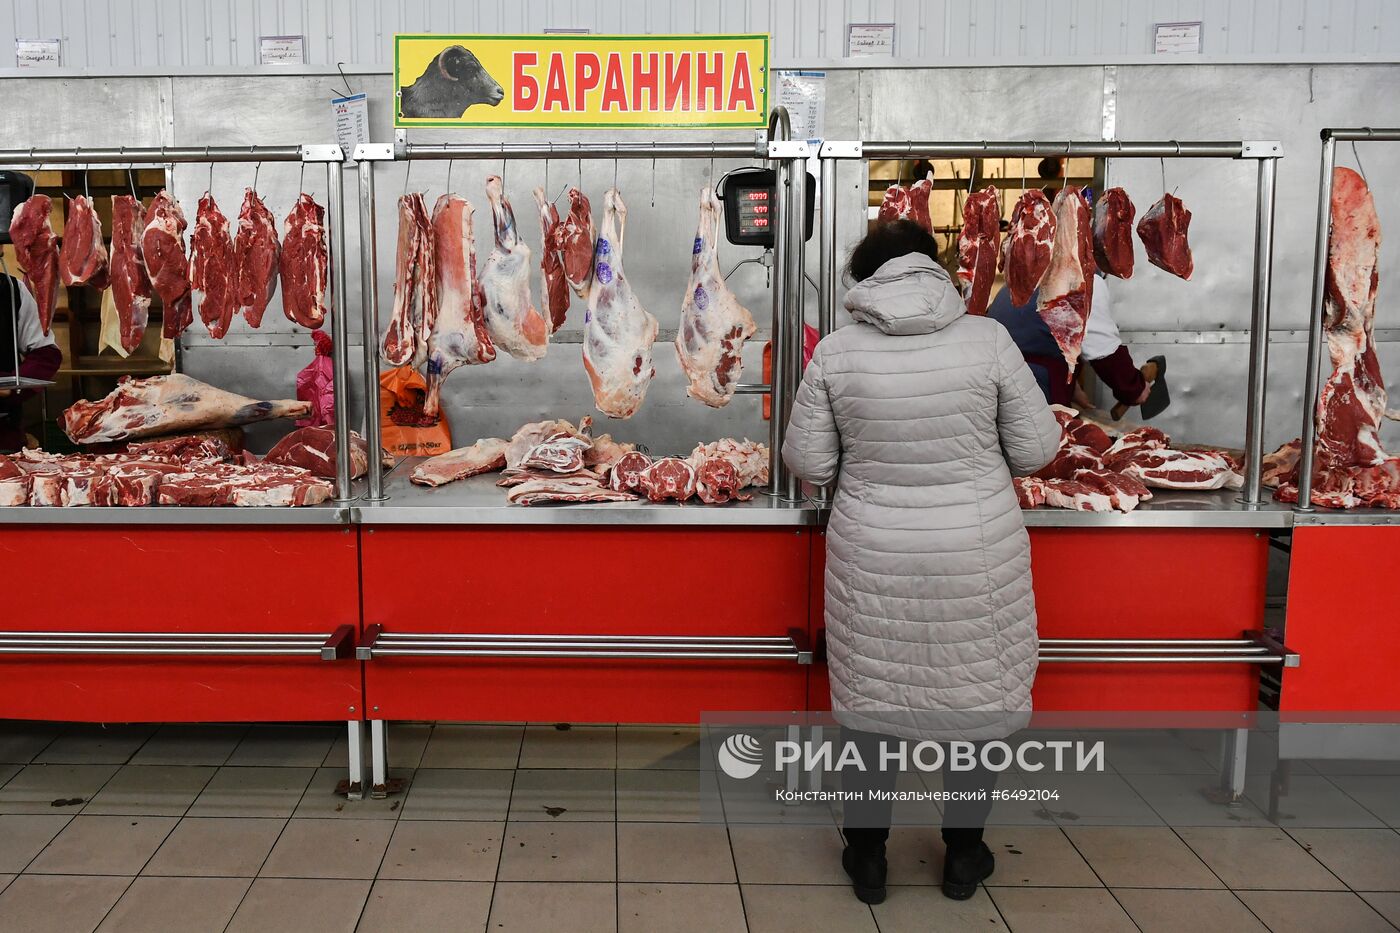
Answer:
1039;632;1299;665
0;625;357;660
357;625;813;664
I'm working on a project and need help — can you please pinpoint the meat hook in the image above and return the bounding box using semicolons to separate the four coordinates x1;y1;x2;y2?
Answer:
401;156;411;198
543;143;550;201
1352;130;1370;184
612;142;619;191
206;146;214;195
446;157;453;194
650;155;656;207
708;142;716;185
500;142;506;189
299;157;307;196
252;161;261;194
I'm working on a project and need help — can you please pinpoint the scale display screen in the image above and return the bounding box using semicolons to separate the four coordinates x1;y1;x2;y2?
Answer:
717;167;815;247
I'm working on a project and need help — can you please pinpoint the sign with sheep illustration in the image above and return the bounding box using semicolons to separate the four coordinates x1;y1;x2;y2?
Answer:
394;34;769;128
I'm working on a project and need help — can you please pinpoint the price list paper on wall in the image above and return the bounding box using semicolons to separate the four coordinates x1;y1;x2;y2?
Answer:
394;34;768;128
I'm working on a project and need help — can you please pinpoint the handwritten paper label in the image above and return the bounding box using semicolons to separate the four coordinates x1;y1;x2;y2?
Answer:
847;23;895;58
1154;22;1202;55
332;93;370;154
259;35;306;65
16;39;61;68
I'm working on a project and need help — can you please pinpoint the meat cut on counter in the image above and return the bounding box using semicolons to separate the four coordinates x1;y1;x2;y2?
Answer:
142;190;194;339
1272;168;1400;509
1;438;333;508
956;186;1001;316
877;175;933;235
9;194;60;334
1001;190;1056;307
62;374;310;444
280;193;331;329
189;193;238;339
1036;187;1095;375
584;188;659;419
233;188;280;327
533;186;570;333
1137;192;1194;280
59;195;110;290
263;425;384;480
676;187;758;408
109;195;152;354
1092;187;1136;279
481;175;549;361
410;437;509;487
424;193;494;415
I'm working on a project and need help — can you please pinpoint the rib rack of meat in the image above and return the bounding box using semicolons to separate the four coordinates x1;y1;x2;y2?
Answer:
10;195;60;334
507;475;637;505
233;188;280;327
425;193;494;415
409;437;510;487
382;193;433;366
676;187;758;407
876;174;933;235
280;193;331;329
1000;190;1056;307
557;188;597;298
534;187;570;333
59;195;110;289
1092;187;1136;279
481;176;549;361
142;190;194;338
1137;192;1193;279
1036;186;1095;375
1275;167;1400;509
109;195;152;354
956;186;1001;316
63;374;310;444
584;189;659;418
189;193;238;339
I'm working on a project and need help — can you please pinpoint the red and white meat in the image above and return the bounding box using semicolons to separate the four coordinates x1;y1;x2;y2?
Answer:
62;374;310;444
533;186;570;333
1000;190;1055;307
425;193;494;416
10;195;60;334
109;195;152;354
142;190;194;338
956;186;1001;316
1092;187;1135;279
876;174;933;235
409;437;510;487
233;188;280;327
59;195;110;289
189;193;238;339
382;193;434;366
482;175;549;361
280;193;331;329
676;187;758;407
1036;187;1094;375
1137;192;1194;280
556;187;597;299
584;188;659;418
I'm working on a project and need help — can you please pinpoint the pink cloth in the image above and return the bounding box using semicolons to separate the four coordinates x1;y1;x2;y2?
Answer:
295;330;335;427
803;324;820;369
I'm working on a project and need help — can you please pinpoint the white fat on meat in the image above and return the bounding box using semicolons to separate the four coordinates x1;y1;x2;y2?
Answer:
409;437;509;487
62;374;310;444
481;176;549;361
584;188;659;419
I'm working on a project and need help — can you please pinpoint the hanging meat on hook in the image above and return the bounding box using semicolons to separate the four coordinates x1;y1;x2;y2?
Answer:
876;172;933;235
59;195;110;290
424;193;494;417
109;195;152;354
381;193;433;366
584;188;658;418
189;193;238;339
280;193;332;329
676;186;757;407
1000;190;1056;307
481;175;549;361
956;185;1001;316
1092;187;1136;279
142;190;194;338
1036;186;1094;375
9;195;60;334
556;187;596;298
533;187;570;332
233;188;280;327
1137;192;1193;279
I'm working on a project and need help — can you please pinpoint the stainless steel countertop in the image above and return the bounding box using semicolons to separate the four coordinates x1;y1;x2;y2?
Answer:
1291;506;1400;526
0;500;353;525
354;465;824;526
1021;489;1295;528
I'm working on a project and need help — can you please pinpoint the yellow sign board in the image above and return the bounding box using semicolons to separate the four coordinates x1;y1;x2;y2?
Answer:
394;34;769;129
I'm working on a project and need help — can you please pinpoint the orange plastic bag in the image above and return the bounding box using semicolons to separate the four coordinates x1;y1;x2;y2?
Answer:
379;366;453;459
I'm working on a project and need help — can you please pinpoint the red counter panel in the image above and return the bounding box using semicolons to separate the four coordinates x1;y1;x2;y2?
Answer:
807;527;1269;715
0;526;362;723
1282;525;1400;714
360;526;813;722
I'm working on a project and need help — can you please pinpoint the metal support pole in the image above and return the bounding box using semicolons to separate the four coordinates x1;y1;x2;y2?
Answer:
346;719;366;800
1295;135;1338;512
814;156;839;507
1240;157;1278;505
356;152;388;500
1219;727;1249;801
370;720;389;798
766;108;793;498
783;155;807;502
325;159;353;502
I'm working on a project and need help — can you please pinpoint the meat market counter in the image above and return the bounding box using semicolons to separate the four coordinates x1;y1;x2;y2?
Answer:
1021;489;1294;528
0;501;353;524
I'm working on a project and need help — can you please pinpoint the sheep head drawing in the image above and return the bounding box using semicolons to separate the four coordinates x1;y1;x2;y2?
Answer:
400;45;505;119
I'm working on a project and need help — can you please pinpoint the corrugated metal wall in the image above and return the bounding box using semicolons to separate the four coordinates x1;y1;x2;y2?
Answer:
4;0;1399;71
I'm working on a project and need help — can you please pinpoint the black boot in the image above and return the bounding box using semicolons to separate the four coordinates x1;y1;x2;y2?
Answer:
841;830;887;905
941;840;995;900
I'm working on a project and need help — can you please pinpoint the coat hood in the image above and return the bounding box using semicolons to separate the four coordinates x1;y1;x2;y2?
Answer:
843;253;965;336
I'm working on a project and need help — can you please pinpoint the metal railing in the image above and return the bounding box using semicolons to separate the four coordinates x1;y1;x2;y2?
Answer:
0;625;357;660
1038;631;1297;665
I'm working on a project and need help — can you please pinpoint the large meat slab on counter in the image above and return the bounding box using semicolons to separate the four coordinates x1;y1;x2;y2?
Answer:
1;438;333;508
62;374;309;444
1272;168;1400;509
1014;407;1242;513
676;187;758;408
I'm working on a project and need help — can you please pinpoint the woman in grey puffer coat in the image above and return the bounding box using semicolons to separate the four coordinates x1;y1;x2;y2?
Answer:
782;220;1061;906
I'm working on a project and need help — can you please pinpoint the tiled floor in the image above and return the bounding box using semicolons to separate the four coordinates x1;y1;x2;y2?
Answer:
0;722;1396;932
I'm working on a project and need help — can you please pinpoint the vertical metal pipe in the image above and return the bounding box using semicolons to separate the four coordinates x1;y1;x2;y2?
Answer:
1295;136;1337;512
326;160;353;502
766;108;792;498
1240;157;1278;505
814;156;839;507
783;158;807;501
358;159;386;500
